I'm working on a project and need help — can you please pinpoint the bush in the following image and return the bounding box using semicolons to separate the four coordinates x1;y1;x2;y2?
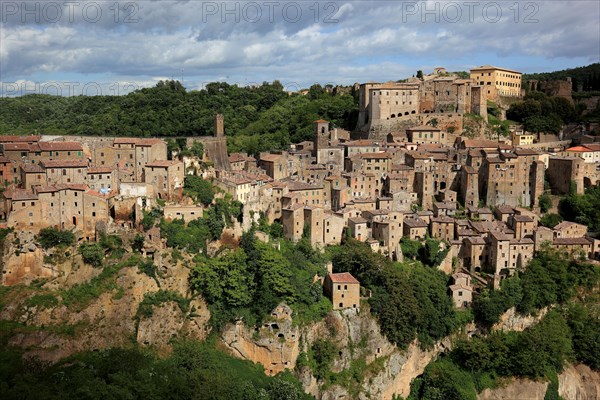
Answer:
539;193;552;213
136;290;190;319
78;243;105;268
540;213;563;228
184;175;214;206
36;227;75;249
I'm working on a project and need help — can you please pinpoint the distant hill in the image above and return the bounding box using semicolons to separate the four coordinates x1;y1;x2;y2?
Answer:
0;81;358;155
523;63;600;92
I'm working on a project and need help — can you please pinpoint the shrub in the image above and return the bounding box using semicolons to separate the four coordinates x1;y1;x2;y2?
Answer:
78;243;105;268
36;227;75;249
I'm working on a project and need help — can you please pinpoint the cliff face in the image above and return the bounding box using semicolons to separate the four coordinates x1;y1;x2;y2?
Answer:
222;304;600;400
222;305;460;400
0;248;210;362
477;364;600;400
221;304;300;376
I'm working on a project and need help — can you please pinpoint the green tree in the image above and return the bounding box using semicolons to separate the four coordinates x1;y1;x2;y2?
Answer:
36;227;75;249
184;175;214;206
538;193;552;213
540;213;563;228
78;243;105;268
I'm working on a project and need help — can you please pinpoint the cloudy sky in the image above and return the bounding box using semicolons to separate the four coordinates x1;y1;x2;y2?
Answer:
1;0;599;96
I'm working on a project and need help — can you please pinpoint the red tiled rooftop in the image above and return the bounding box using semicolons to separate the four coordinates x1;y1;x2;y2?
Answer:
38;141;83;151
328;272;359;285
41;160;88;168
145;160;181;168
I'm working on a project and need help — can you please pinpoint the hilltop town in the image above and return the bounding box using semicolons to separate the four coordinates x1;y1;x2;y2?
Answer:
1;66;600;399
2;66;599;287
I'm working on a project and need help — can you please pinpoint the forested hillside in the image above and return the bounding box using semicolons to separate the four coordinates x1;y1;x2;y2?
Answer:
523;63;600;92
0;81;358;155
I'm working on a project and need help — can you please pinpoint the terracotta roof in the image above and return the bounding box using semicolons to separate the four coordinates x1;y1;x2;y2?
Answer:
344;140;380;147
460;139;499;149
432;216;454;223
553;237;591;245
229;153;248;163
0;135;40;143
496;205;514;214
41;160;88;168
314;119;329;123
11;190;38;201
87;167;114;174
358;152;391;159
113;138;139;144
145;160;181;168
470;65;521;74
404;218;428;228
38;142;83;151
514;148;539;156
554;221;585;231
1;143;32;151
20;163;44;173
136;139;164;147
348;217;368;224
406;125;441;132
566;145;600;153
260;154;283;162
512;215;533;222
328;272;359;285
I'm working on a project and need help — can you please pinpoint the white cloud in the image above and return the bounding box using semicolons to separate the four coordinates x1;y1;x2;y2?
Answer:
0;1;598;90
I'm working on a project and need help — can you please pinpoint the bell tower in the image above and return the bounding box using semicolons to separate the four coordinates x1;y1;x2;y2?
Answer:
313;119;329;158
214;114;224;137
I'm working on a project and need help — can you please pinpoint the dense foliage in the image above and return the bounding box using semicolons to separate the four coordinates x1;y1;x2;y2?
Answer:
523;63;600;92
330;239;462;348
538;193;552;213
540;213;563;228
473;248;600;326
78;243;105;268
558;185;600;233
0;81;358;155
0;340;312;400
410;305;599;399
159;196;242;253
190;230;330;328
36;227;75;249
184;176;215;206
506;92;576;133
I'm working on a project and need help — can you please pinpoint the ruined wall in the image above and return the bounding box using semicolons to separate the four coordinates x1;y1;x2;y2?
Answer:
189;137;231;170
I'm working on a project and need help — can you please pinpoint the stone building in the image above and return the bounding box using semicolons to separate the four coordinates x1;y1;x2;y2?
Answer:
163;205;204;223
143;160;184;201
41;160;88;185
403;217;428;240
20;164;47;189
449;272;473;308
323;272;360;310
470;65;522;100
406;126;446;144
546;157;600;195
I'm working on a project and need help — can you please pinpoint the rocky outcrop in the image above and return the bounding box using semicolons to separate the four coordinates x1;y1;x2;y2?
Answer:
223;304;465;400
221;304;300;376
492;307;548;332
137;298;210;349
476;363;600;400
478;379;548;400
559;364;600;400
1;246;50;285
0;250;210;362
